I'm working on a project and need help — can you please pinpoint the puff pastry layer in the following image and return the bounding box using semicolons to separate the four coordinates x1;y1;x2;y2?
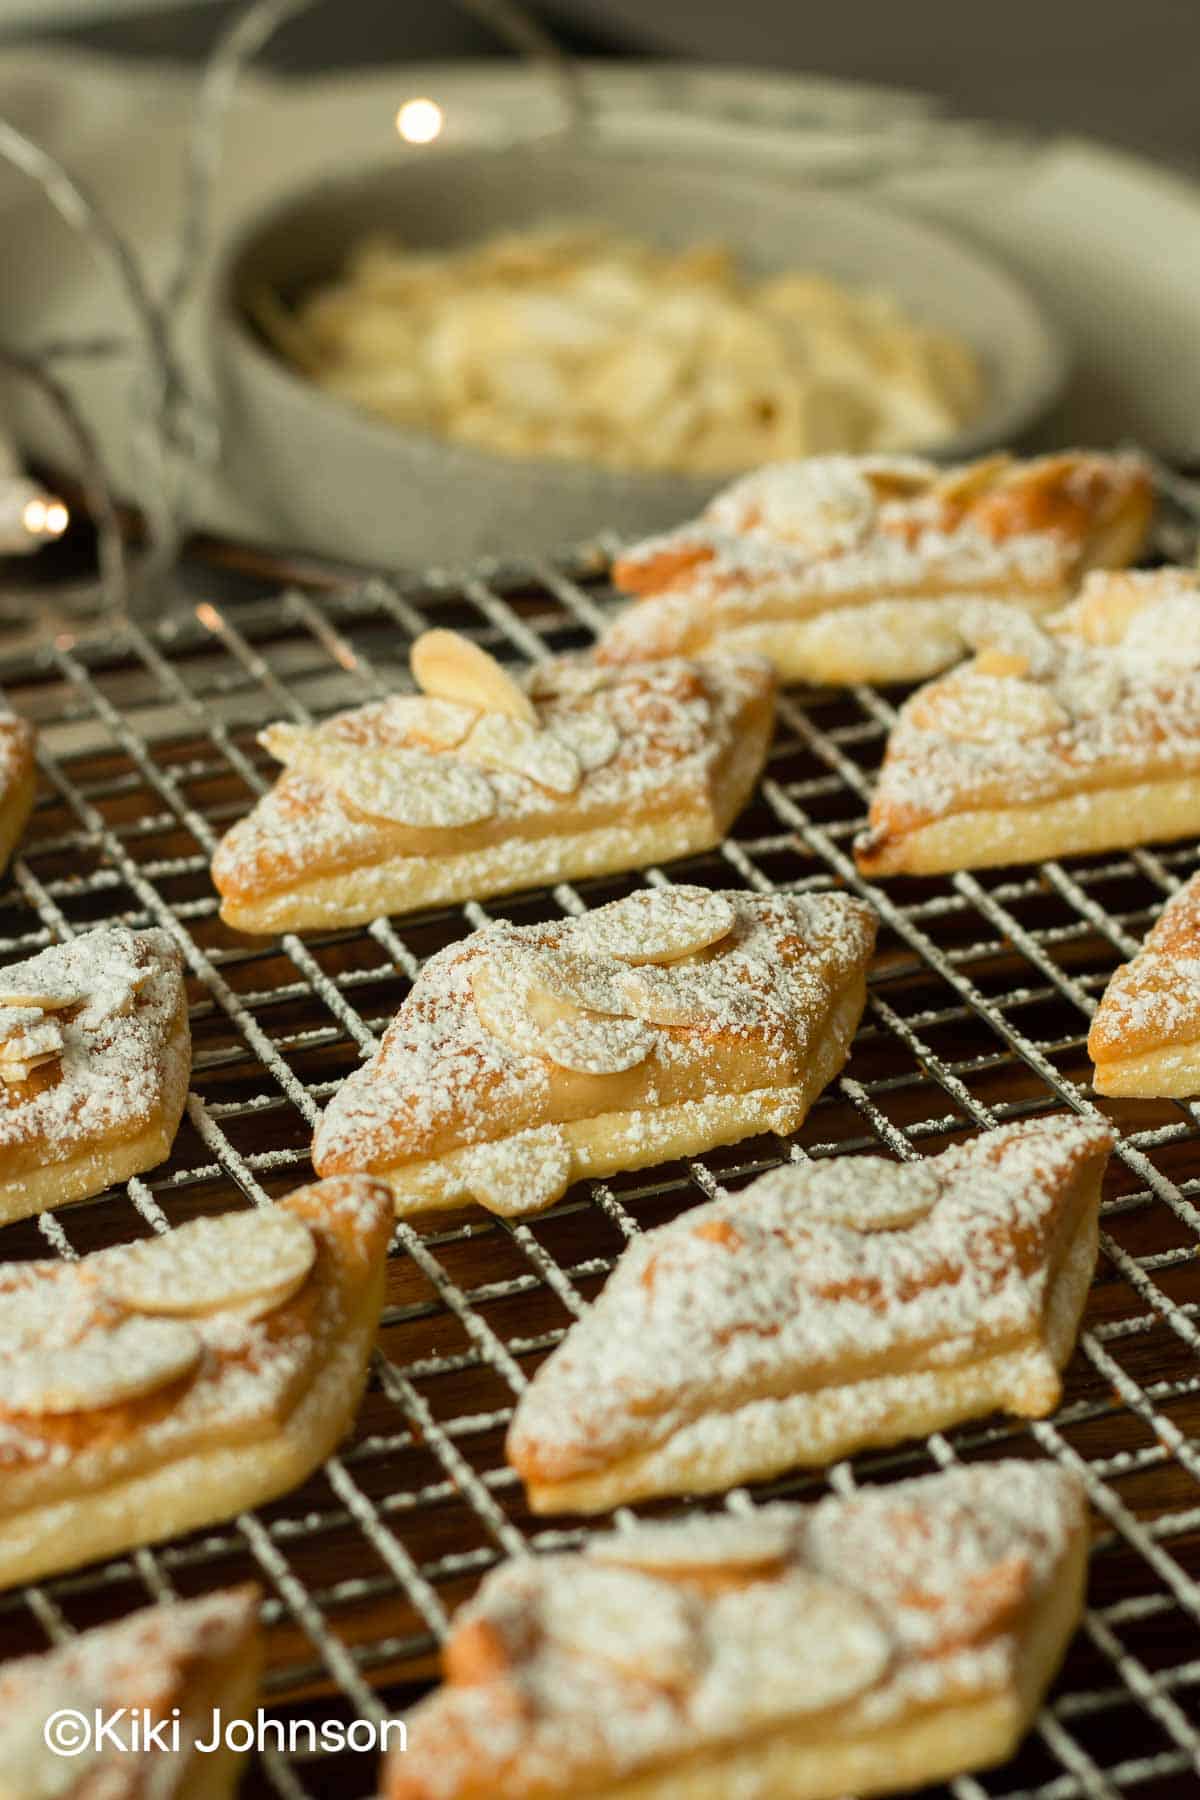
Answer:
601;451;1153;684
212;632;775;933
509;1114;1112;1512
383;1460;1088;1800
0;1174;391;1588
857;567;1200;876
0;1587;261;1800
0;925;191;1226
0;710;36;874
313;886;876;1217
1089;870;1200;1095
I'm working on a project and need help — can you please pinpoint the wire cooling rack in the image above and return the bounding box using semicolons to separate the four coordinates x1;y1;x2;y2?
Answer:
0;528;1198;1800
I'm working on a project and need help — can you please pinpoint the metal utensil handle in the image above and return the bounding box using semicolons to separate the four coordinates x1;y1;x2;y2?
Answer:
165;0;588;319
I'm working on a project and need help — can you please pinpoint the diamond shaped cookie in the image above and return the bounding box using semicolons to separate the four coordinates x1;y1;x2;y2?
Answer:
601;451;1152;685
0;926;192;1226
1089;870;1200;1095
0;1174;392;1587
212;631;776;933
509;1114;1112;1512
313;886;877;1217
857;567;1200;876
383;1461;1088;1800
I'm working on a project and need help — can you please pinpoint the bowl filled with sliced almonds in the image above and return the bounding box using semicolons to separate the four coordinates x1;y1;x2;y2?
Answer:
214;144;1065;566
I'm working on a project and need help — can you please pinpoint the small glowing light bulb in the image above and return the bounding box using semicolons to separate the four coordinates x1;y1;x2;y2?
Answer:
21;498;47;535
396;98;444;145
44;501;69;537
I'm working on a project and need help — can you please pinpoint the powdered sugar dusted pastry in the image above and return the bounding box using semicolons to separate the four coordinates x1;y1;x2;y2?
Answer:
600;451;1153;685
212;630;775;933
382;1460;1088;1800
1089;871;1200;1095
0;711;36;874
313;886;876;1218
0;925;191;1227
0;1586;261;1800
857;567;1200;877
0;1174;391;1588
509;1114;1112;1512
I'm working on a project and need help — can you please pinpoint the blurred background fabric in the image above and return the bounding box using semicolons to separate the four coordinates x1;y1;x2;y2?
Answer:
1;0;1198;167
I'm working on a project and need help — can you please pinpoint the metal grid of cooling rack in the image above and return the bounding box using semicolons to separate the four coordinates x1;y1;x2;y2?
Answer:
0;537;1198;1800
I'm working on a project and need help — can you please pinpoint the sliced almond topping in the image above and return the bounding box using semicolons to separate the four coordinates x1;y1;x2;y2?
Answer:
617;960;711;1027
705;1573;891;1722
538;1564;700;1691
974;647;1030;678
471;954;652;1073
908;673;1069;743
548;710;621;773
458;1124;572;1216
0;991;80;1012
462;713;581;795
471;959;546;1059
521;947;632;1018
411;629;536;724
263;726;496;829
746;1157;942;1231
0;1317;202;1415
0;1053;61;1086
589;1511;798;1580
540;1011;654;1076
572;888;736;965
100;1209;316;1320
710;461;877;555
1066;570;1171;645
0;1012;64;1054
931;451;1011;507
379;693;480;749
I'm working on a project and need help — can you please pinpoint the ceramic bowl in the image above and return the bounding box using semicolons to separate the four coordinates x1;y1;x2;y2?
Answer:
212;144;1067;568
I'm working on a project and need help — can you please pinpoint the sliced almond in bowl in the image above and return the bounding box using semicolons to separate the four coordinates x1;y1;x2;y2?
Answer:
101;1208;317;1320
572;888;736;965
0;1318;203;1415
411;629;536;724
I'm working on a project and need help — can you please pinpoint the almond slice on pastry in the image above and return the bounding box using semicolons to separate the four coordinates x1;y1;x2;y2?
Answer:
382;1460;1088;1800
856;567;1200;877
0;1586;262;1800
508;1115;1112;1512
411;627;537;723
212;642;775;935
311;889;877;1219
1088;870;1200;1096
599;450;1153;685
0;1175;392;1589
0;926;192;1228
100;1206;317;1318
